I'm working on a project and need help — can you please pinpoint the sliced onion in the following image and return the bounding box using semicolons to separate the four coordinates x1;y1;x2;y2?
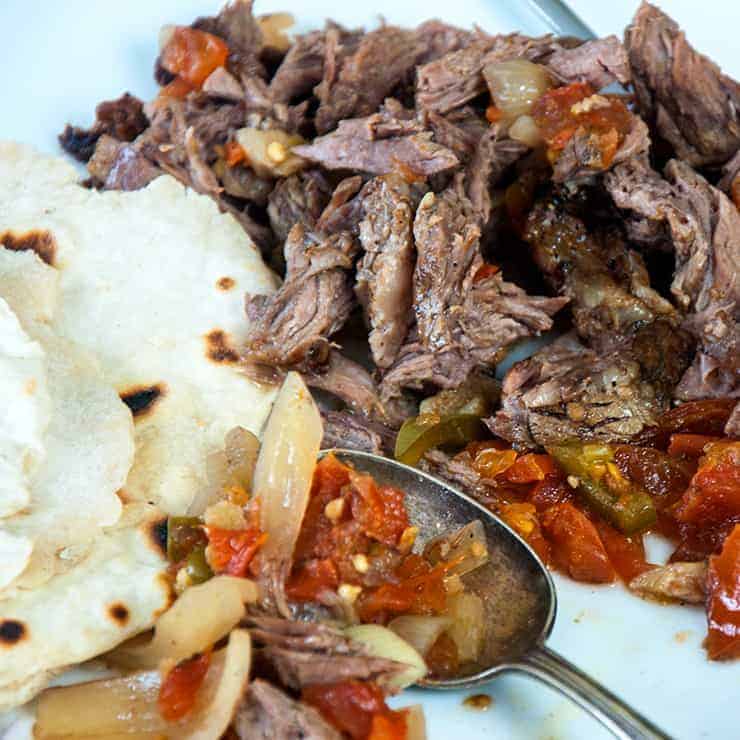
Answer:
403;704;427;740
257;12;294;52
235;127;306;178
387;616;452;657
224;426;260;493
445;592;485;664
108;576;257;670
508;115;543;147
253;372;322;566
483;60;551;119
35;630;252;739
423;520;489;579
344;624;427;691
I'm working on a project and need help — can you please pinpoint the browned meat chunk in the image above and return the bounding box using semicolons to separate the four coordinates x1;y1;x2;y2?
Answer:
243;225;358;372
294;112;458;176
625;2;740;167
488;333;666;450
423;108;488;162
546;35;630;89
726;403;740;437
314;26;425;134
267;170;332;244
234;680;342;740
86;135;161;191
244;616;404;690
59;93;148;162
356;174;423;368
414;19;474;63
321;410;385;454
629;561;707;604
316;176;366;235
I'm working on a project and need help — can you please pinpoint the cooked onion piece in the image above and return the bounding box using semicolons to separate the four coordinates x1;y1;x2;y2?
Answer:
404;704;427;740
108;576;257;670
483;60;551;119
445;592;485;664
423;520;489;579
35;630;251;739
258;12;294;52
253;372;322;567
508;114;543;147
387;616;452;658
235;128;306;178
344;624;427;691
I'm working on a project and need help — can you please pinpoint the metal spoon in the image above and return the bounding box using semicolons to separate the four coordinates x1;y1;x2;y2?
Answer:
327;449;671;740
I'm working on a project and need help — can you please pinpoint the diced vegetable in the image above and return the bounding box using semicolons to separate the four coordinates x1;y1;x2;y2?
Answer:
423;520;489;579
206;524;267;577
483;60;552;119
594;520;652;583
167;517;207;563
235;127;306;178
706;524;740;660
403;705;427;740
349;471;410;547
639;398;737;448
388;615;452;657
159;652;211;721
253;372;322;567
472;447;518;479
668;433;723;457
35;630;252;739
508;114;542;146
185;546;213;585
629;561;707;604
424;633;460;677
418;376;498;418
258;12;294;52
498;502;551;565
541;503;615;583
109;576;256;670
444;591;486;664
160;26;229;89
223;426;260;493
395;414;486;466
344;624;428;690
548;444;657;534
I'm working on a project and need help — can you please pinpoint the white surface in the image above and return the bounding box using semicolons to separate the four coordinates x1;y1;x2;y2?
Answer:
0;2;737;739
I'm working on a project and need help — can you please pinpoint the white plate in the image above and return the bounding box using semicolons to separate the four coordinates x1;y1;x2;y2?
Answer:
0;2;737;739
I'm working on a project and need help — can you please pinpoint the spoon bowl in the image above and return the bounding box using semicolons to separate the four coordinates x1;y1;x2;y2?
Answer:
327;449;671;740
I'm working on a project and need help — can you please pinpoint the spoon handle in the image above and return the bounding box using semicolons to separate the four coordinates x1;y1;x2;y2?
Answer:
513;645;672;739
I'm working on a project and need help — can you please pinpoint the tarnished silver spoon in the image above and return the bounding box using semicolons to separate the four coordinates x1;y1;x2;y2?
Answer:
327;449;671;740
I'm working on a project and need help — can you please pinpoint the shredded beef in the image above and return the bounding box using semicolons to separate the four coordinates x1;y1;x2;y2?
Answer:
202;66;245;100
316;176;366;235
59;92;148;162
356;174;423;368
625;2;740;167
234;680;342;740
244;225;358;372
86;135;161;191
268;28;328;103
423;108;487;162
321;410;385;454
267;170;332;244
546;35;630;89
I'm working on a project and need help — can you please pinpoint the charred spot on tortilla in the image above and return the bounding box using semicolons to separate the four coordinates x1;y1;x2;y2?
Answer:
146;517;168;557
0;229;57;266
108;602;130;626
154;573;177;616
216;276;236;290
205;329;240;364
0;620;26;646
119;383;166;418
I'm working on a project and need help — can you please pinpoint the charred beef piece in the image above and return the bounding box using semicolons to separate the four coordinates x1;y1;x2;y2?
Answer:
412;182;567;363
606;159;740;400
192;0;265;80
244;617;405;690
546;35;630;89
625;2;740;167
86;135;161;191
523;198;676;344
314;26;425;134
321;410;386;454
59;93;148;162
356;174;424;368
243;225;358;372
488;333;666;450
294;108;459;176
552;114;651;184
304;351;383;418
316;176;366;235
267;170;333;244
233;680;342;740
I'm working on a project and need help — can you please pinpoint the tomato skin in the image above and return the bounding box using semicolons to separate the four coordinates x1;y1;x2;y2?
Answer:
541;503;615;583
285;558;339;602
158;652;211;722
594;520;652;583
206;526;266;577
349;472;410;547
668;434;723;458
303;681;405;740
505;454;556;484
425;632;460;678
161;26;229;88
706;524;740;660
498;502;551;565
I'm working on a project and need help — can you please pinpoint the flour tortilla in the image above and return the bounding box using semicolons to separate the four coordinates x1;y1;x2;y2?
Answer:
0;141;278;516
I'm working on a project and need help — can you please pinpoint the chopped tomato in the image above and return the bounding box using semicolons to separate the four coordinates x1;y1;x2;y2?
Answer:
425;632;460;678
473;447;518;479
541;503;615;583
668;434;723;458
594;520;652;583
224;140;247;167
369;709;408;740
505;454;557;484
498;502;551;564
358;554;448;621
350;472;410;547
485;105;503;123
161;26;229;88
531;82;633;167
206;526;266;577
285;558;339;602
303;680;404;740
706;524;740;660
158;652;211;722
472;263;500;284
529;473;573;511
159;76;196;99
